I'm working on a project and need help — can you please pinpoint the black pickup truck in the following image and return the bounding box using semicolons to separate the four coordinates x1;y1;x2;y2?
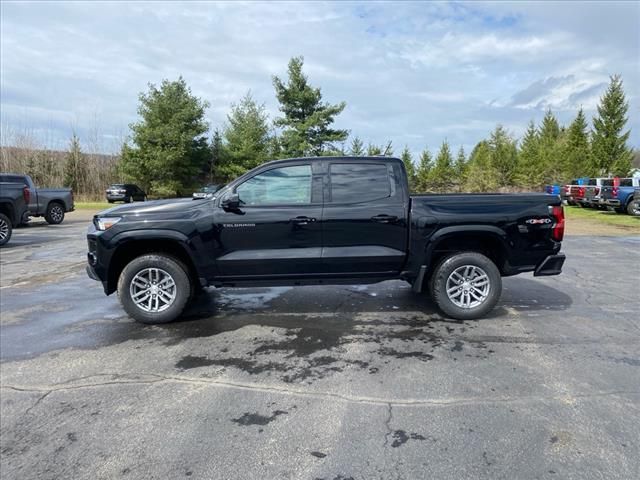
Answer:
87;156;565;324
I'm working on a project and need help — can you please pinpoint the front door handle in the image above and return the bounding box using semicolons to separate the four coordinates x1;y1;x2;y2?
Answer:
290;216;316;225
371;214;398;224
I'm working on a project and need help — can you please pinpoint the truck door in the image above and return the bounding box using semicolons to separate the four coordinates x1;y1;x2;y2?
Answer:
322;160;408;274
214;162;324;277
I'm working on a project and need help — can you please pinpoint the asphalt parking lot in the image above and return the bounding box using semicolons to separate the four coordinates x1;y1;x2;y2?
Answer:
1;211;639;480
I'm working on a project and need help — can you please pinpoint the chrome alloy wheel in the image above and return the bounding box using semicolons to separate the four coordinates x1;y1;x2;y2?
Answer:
0;218;8;242
50;205;64;223
129;268;177;313
445;265;491;309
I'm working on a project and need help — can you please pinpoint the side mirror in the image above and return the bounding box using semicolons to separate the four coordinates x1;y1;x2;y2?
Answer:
221;193;240;210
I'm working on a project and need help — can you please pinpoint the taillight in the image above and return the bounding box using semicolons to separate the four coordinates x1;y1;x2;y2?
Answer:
578;187;585;197
551;205;565;241
595;187;600;195
23;186;30;204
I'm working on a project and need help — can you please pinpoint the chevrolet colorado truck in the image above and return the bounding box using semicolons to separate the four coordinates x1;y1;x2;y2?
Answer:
0;173;74;224
87;156;566;324
0;181;29;246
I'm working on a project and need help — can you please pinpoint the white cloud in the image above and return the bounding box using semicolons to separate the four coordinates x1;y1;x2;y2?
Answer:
0;0;638;158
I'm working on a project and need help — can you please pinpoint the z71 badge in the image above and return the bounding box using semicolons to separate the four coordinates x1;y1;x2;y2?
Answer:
525;218;552;225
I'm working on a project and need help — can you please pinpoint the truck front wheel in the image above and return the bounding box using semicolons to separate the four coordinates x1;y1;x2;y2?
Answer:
117;254;192;324
430;252;502;320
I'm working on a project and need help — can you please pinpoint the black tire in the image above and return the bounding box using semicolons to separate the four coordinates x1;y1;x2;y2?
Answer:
107;200;114;204
45;202;65;225
125;195;132;204
626;198;637;216
0;213;12;246
117;254;192;324
429;252;502;320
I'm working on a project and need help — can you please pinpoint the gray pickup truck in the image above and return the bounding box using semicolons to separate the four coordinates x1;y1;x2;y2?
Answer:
0;173;74;224
0;181;29;246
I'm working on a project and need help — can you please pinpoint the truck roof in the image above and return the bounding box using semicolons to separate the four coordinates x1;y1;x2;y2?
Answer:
259;156;403;168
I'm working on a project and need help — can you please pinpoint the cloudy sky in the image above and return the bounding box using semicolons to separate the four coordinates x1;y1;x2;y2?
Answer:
1;1;638;156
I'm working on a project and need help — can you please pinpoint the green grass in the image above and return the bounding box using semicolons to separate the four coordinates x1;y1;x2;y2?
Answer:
74;201;111;210
565;205;640;228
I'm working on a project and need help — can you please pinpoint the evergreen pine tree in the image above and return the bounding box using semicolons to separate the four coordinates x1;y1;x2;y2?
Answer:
400;146;416;192
367;143;382;155
464;141;499;192
488;125;518;188
430;140;455;193
63;132;86;195
349;137;365;156
415;148;433;192
516;120;541;187
591;74;633;176
453;146;467;190
216;92;271;181
119;77;210;196
537;109;562;185
562;109;591;179
273;56;348;156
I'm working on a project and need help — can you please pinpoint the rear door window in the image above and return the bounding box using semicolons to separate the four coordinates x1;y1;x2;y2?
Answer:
620;178;632;187
329;163;391;204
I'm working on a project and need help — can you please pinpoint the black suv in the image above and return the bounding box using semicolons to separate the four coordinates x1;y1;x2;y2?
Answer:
106;184;146;203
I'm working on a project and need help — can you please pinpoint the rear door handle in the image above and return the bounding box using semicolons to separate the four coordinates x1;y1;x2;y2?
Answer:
371;214;398;223
290;216;316;225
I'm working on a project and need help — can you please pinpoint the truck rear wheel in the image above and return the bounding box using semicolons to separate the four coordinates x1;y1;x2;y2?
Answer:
117;254;192;324
627;198;638;216
0;213;12;246
45;202;65;224
430;252;501;320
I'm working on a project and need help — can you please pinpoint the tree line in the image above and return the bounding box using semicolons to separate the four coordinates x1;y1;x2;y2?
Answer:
0;57;635;200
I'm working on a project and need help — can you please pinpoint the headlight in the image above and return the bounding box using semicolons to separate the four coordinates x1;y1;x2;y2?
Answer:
95;217;122;231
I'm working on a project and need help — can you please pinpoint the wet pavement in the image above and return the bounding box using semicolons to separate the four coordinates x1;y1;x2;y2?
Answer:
1;211;639;479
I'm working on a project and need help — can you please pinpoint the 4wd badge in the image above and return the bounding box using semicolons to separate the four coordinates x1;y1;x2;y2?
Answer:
525;218;552;224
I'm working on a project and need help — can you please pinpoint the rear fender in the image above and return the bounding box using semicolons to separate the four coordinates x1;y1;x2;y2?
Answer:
412;225;508;292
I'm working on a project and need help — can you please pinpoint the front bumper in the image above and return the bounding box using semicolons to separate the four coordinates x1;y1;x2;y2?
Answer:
603;199;621;207
533;254;566;276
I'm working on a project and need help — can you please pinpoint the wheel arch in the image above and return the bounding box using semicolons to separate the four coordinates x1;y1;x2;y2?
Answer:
414;226;509;292
105;234;201;295
46;199;65;211
0;202;16;224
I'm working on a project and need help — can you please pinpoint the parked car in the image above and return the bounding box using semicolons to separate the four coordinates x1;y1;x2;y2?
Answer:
0;181;30;246
569;183;586;206
192;184;222;200
600;177;640;214
0;173;74;225
87;156;566;324
106;184;146;203
561;180;578;204
583;177;611;208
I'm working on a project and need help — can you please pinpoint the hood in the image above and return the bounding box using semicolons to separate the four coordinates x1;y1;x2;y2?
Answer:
97;198;203;217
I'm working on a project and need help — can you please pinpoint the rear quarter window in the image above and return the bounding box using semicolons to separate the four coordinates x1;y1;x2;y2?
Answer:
620;179;632;187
